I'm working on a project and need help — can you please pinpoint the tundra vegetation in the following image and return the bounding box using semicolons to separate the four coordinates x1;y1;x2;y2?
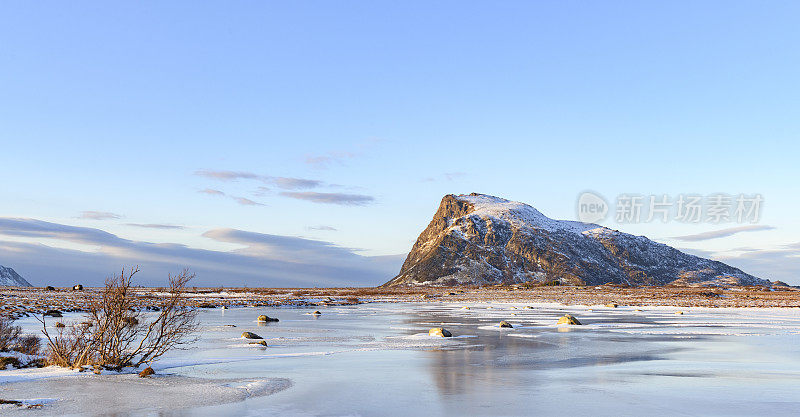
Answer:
40;267;198;371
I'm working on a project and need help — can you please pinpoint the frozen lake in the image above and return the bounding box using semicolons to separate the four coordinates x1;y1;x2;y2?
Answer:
3;302;800;416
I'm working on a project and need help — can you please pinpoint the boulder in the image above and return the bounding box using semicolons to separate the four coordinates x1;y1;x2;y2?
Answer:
557;314;582;325
73;284;83;291
257;315;279;322
249;340;268;347
428;327;452;337
45;286;55;291
605;303;618;308
54;322;65;328
138;367;155;378
312;311;322;315
499;321;513;328
241;332;263;339
44;310;62;317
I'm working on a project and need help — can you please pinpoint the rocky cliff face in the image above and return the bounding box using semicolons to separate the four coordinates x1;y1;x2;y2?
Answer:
384;193;768;287
0;265;32;287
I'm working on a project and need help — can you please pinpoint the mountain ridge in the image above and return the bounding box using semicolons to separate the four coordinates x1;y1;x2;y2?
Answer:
0;265;32;287
384;193;768;287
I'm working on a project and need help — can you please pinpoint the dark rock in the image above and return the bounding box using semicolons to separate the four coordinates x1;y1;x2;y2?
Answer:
499;321;513;328
72;284;83;291
428;327;452;337
557;314;582;325
44;310;62;317
241;332;263;339
257;315;279;322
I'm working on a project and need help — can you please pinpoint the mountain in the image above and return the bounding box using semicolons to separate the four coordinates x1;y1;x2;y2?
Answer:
384;193;768;287
0;265;32;287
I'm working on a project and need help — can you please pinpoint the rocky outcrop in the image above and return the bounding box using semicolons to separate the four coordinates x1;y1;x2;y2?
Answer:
385;193;768;288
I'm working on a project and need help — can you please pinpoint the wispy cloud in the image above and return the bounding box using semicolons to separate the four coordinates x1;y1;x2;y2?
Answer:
126;223;185;230
195;170;261;181
195;170;323;190
304;139;383;169
77;211;122;220
305;151;356;169
307;225;337;231
673;225;775;242
271;177;322;190
199;188;226;196
232;197;264;206
279;192;375;206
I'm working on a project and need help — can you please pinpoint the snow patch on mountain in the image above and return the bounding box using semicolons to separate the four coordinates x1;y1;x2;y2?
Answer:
0;266;32;287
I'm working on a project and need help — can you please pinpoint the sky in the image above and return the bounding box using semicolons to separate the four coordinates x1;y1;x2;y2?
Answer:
1;1;799;286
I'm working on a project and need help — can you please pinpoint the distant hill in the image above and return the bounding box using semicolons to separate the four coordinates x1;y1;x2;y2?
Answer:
385;193;769;287
0;265;32;287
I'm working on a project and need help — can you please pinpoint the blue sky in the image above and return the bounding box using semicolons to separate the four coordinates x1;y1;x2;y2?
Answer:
1;1;799;286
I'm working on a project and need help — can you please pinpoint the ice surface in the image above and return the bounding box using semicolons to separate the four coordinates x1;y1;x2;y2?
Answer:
3;303;800;416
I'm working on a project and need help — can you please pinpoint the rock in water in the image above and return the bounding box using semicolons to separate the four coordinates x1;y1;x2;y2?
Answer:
138;367;155;378
383;194;768;287
249;340;268;347
557;314;582;325
605;303;618;308
499;321;513;328
0;265;32;287
257;315;279;322
241;332;263;339
429;327;452;337
312;311;322;315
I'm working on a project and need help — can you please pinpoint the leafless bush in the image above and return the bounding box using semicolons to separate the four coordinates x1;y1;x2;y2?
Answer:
15;335;41;355
41;267;198;370
0;316;22;352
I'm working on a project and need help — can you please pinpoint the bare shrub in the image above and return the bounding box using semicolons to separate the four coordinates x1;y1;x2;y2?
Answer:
0;316;22;352
15;335;41;355
41;267;198;370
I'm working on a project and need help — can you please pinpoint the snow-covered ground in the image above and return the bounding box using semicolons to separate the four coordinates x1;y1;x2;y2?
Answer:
3;303;800;415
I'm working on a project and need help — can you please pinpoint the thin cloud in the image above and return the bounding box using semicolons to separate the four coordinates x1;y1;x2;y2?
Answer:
232;197;264;206
199;188;226;196
280;192;375;206
195;170;324;191
126;223;185;230
77;211;122;220
271;177;322;190
307;225;337;231
305;151;356;169
673;225;775;242
195;169;261;181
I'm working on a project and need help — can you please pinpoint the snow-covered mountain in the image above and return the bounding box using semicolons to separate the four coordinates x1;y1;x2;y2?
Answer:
0;265;32;287
384;193;769;287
